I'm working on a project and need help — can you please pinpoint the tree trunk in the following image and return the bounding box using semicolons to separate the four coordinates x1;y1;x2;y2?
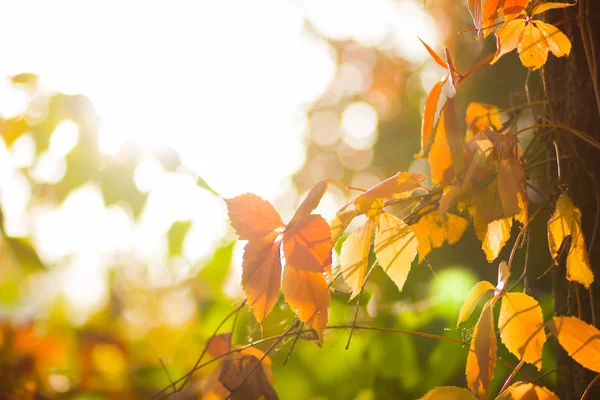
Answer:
545;1;600;398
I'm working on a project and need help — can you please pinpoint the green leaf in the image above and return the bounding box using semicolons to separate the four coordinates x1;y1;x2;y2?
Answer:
167;220;192;258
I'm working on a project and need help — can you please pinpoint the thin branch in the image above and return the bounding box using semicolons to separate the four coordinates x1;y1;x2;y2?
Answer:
581;371;600;400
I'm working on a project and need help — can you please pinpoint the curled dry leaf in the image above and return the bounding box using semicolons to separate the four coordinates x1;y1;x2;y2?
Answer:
457;280;495;327
282;266;330;341
498;292;546;370
466;300;496;399
330;203;361;244
547;194;594;288
288;179;329;227
495;260;511;296
419;386;477;400
340;219;375;299
374;212;418;292
548;316;600;373
411;212;469;262
468;0;483;37
496;381;558;400
283;214;332;276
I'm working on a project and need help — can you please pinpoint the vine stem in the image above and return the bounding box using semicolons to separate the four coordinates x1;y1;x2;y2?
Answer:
507;208;543;273
499;359;525;394
581;372;600;400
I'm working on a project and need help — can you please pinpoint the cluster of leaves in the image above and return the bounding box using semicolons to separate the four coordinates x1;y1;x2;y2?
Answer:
218;1;600;399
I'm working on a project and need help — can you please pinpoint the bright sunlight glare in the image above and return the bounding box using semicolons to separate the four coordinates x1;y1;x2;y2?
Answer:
0;0;440;321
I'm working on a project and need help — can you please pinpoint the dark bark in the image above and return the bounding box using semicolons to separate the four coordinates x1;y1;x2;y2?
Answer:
545;1;600;398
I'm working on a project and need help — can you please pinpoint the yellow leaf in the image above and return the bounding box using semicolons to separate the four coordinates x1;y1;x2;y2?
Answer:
549;316;600;373
547;194;594;288
354;172;424;215
330;203;360;245
498;292;546;369
282;267;330;340
465;103;503;143
475;217;513;263
531;2;575;16
490;19;525;65
535;20;571;58
457;280;495;327
518;22;548;70
419;386;477;400
340;219;375;299
466;300;496;399
496;381;559;400
374;212;418;292
411;213;468;262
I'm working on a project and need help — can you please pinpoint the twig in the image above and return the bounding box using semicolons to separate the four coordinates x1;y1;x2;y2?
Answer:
581;371;600;400
283;322;303;365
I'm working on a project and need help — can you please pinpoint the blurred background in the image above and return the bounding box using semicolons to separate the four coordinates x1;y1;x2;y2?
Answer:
0;0;554;398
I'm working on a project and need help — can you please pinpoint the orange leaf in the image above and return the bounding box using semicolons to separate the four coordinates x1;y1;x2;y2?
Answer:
419;37;447;70
429;110;454;185
531;2;575;16
218;352;277;400
283;215;332;276
482;0;530;37
241;232;282;324
475;217;513;263
419;77;448;158
498;292;546;369
206;333;233;358
548;316;600;373
340;219;375;299
466;300;497;399
354;172;424;215
288;180;328;227
457;280;495;327
444;98;466;178
226;194;284;241
374;212;418;292
419;386;477;399
547;194;594;288
496;381;558;400
282;266;330;340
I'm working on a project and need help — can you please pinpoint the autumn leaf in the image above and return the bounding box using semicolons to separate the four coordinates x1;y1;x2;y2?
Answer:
468;0;483;37
429;110;454;185
495;260;511;296
374;212;418;292
457;280;495;327
288;179;329;227
283;214;332;276
241;232;283;324
282;266;330;340
340;219;375;299
225;194;284;241
498;292;546;369
496;381;559;400
547;193;594;288
419;386;477;399
330;203;361;244
482;0;531;37
548;316;600;373
418;76;448;158
465;103;502;143
411;212;469;262
490;7;572;70
354;172;424;215
466;300;496;399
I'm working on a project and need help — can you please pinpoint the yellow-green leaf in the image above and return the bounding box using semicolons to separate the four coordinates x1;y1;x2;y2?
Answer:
548;316;600;373
498;292;546;369
374;212;418;292
457;280;495;327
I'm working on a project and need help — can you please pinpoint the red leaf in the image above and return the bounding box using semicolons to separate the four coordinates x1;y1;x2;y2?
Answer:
283;215;332;276
225;194;285;241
